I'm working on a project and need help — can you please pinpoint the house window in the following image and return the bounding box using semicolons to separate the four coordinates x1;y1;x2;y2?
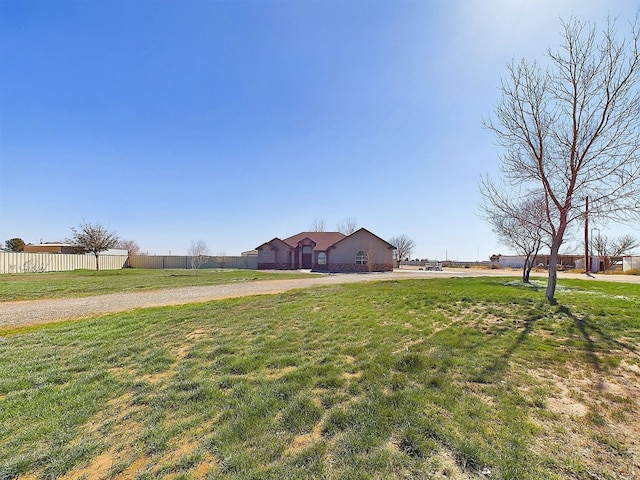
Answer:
355;250;368;265
318;252;327;265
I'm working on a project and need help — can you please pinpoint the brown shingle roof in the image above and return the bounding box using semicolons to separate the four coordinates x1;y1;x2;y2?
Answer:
282;232;346;251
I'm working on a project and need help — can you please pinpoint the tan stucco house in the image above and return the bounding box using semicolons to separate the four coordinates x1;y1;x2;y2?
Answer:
256;228;395;272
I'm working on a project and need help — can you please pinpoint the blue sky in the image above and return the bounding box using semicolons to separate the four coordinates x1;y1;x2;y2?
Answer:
1;0;638;260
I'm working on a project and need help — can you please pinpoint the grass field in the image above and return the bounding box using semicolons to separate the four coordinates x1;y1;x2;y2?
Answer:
1;275;639;479
0;269;316;302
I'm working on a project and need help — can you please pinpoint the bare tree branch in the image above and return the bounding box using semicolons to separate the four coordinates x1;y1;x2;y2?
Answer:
481;15;640;303
310;218;327;232
389;234;416;267
188;240;209;275
337;217;358;235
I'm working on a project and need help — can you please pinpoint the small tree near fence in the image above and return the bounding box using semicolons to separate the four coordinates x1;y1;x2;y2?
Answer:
5;238;25;252
69;222;119;271
189;240;209;275
117;239;141;257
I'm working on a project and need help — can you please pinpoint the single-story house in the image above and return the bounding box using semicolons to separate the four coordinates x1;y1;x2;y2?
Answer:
256;228;396;272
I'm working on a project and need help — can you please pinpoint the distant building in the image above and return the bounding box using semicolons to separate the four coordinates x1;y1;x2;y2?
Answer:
23;243;77;254
23;243;127;256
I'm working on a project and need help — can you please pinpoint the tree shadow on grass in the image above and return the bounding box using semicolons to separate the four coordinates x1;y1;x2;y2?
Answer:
478;302;637;391
474;309;540;383
556;305;602;388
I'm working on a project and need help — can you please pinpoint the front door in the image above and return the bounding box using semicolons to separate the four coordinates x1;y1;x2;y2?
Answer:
302;246;313;269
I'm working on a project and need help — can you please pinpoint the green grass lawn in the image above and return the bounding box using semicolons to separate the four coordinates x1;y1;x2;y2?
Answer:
0;269;316;302
1;277;639;479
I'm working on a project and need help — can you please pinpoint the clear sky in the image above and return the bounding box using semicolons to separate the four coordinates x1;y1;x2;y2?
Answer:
1;0;638;260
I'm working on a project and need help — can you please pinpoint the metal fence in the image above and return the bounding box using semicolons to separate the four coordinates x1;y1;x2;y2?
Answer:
0;252;128;274
128;255;257;270
0;252;258;274
623;256;640;272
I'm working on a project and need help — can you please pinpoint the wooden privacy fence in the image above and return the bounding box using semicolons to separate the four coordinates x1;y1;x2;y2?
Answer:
0;252;258;274
0;252;128;274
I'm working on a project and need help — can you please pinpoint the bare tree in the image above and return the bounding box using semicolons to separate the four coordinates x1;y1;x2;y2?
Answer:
116;239;141;257
484;195;548;283
218;250;228;269
188;240;209;275
389;234;416;268
593;233;639;262
482;16;640;303
337;217;358;235
69;222;119;270
310;217;327;232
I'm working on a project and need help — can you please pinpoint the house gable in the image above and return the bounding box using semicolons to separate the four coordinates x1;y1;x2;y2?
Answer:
327;228;395;271
282;232;346;251
255;238;293;269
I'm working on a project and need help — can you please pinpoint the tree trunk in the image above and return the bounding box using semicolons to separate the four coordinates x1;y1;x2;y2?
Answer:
545;242;561;304
522;258;529;283
95;253;100;271
525;263;534;283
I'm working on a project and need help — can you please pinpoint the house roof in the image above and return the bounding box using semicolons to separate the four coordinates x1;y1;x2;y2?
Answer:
331;228;396;250
255;237;290;251
257;229;397;252
282;232;346;251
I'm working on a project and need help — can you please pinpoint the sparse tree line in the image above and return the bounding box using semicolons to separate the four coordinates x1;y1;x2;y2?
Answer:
4;222;140;271
4;223;219;274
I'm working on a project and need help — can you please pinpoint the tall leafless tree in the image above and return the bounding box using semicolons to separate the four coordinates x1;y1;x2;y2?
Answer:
389;234;416;267
483;195;548;283
482;16;640;303
337;217;358;235
69;222;119;270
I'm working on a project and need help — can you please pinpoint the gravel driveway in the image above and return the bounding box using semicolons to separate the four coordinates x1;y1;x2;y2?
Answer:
0;272;413;328
2;269;638;328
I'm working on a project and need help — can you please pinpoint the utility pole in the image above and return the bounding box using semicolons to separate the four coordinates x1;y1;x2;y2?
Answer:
584;196;589;274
